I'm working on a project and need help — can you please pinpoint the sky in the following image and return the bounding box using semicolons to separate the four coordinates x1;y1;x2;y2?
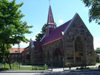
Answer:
11;0;100;49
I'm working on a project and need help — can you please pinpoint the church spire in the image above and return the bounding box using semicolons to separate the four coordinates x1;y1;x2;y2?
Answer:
46;1;56;37
47;5;56;25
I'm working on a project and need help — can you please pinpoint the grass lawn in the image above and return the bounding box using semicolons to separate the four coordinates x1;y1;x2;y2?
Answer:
90;67;98;69
1;63;47;70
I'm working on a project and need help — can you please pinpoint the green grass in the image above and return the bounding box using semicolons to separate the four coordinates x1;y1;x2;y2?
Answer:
89;67;98;69
96;63;100;64
1;63;47;70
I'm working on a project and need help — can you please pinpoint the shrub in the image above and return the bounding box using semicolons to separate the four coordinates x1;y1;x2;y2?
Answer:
65;62;71;70
43;64;47;70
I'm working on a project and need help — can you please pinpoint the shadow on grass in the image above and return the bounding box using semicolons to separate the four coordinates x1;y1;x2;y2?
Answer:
0;68;9;71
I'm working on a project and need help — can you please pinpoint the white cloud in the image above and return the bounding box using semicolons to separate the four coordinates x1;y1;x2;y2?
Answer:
58;20;64;24
94;37;100;49
12;42;29;48
25;36;36;41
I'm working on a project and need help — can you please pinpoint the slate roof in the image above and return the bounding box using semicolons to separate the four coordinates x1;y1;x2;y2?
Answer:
32;20;71;51
41;20;71;45
32;5;73;50
34;41;42;51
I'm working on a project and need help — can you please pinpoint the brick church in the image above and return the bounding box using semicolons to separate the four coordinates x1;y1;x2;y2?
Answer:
25;5;96;67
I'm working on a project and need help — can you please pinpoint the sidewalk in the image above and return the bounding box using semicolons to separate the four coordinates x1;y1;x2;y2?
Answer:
0;70;51;73
0;63;100;73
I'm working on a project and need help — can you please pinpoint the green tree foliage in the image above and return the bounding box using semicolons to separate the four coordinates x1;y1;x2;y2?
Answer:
96;48;100;53
0;0;32;44
82;0;100;24
35;24;47;41
0;43;12;68
0;0;32;68
95;48;100;63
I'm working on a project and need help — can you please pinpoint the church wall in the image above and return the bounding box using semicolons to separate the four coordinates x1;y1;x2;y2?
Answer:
42;39;63;66
63;15;96;66
30;45;44;65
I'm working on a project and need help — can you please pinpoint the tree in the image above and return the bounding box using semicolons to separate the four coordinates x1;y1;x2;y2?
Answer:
82;0;100;24
96;48;100;53
95;48;100;63
0;0;32;43
0;43;12;69
35;24;47;41
0;0;32;68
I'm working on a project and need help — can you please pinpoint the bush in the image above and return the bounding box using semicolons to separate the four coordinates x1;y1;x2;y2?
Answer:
43;64;47;70
65;62;71;70
96;56;100;63
32;66;44;70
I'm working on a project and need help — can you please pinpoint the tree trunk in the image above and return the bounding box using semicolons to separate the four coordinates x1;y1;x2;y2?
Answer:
7;54;11;69
2;43;5;69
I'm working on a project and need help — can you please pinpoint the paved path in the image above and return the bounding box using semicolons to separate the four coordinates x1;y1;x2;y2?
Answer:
0;63;100;75
19;63;100;72
0;70;100;75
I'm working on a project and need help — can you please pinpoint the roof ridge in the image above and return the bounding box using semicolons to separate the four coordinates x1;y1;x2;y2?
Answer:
48;19;72;36
42;20;72;45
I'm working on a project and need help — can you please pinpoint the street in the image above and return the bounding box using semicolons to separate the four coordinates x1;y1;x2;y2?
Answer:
0;70;100;75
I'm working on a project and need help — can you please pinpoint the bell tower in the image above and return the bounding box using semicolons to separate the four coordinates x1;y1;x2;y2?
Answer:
46;4;56;37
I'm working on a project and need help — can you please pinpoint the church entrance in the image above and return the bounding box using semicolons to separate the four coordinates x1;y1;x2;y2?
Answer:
74;36;85;66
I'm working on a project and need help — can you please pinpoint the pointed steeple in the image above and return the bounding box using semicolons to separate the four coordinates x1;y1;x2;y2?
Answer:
46;4;56;37
47;5;56;25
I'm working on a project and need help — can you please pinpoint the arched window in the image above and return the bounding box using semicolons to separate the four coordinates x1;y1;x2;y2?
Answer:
75;36;84;52
74;36;85;63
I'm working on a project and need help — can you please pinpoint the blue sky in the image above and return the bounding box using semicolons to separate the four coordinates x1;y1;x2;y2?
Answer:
11;0;100;49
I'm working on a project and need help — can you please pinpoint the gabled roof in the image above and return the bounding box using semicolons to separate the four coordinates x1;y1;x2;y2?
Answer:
42;20;71;45
33;13;88;50
41;13;83;46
